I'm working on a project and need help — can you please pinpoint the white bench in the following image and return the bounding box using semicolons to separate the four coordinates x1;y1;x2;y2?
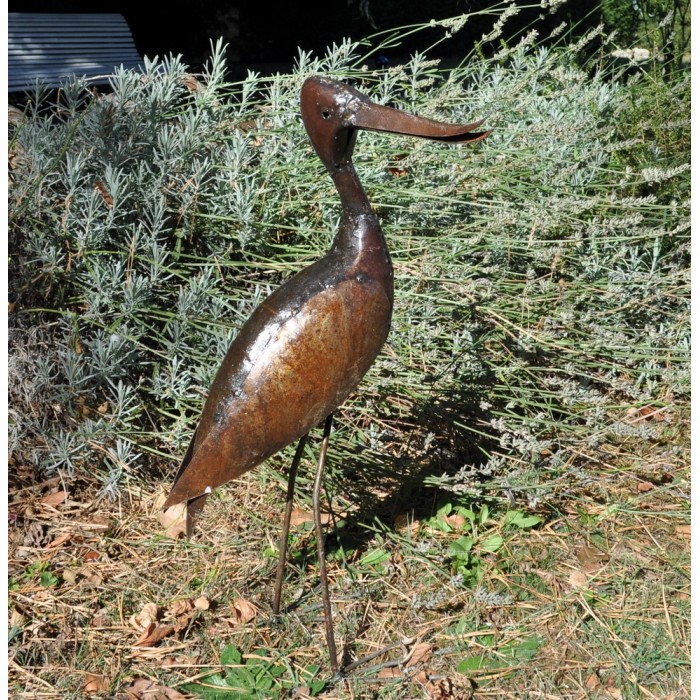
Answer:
8;13;143;92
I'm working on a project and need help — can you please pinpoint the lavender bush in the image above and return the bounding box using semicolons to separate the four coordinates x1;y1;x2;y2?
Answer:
8;8;689;501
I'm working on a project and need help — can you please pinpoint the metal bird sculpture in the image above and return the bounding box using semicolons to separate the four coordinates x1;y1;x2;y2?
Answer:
164;76;488;670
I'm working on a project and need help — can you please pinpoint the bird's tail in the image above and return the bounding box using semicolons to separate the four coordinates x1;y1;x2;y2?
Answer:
164;428;208;538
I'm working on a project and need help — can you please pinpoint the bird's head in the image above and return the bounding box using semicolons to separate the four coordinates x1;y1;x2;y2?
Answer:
300;76;489;174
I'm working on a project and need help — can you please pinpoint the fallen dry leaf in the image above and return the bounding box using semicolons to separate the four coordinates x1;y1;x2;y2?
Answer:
9;609;26;628
167;596;209;632
377;665;402;679
132;603;159;630
48;532;72;548
37;476;62;491
394;513;420;535
568;569;589;588
23;522;49;548
169;599;193;617
230;598;257;625
83;673;108;694
429;677;473;700
585;672;602;690
675;525;691;540
134;622;176;647
415;670;431;685
160;655;198;668
89;515;113;533
444;514;466;530
173;616;190;633
290;508;313;526
120;678;187;699
289;507;333;527
160;503;188;539
416;672;472;700
576;545;608;574
405;641;432;667
84;570;104;586
41;490;67;507
625;405;665;422
91;608;110;627
194;595;210;611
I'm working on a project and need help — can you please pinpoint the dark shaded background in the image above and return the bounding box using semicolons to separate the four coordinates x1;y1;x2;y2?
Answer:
8;1;601;78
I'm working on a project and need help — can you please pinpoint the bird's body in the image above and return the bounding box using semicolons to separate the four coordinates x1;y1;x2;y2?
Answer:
164;205;392;522
163;76;488;667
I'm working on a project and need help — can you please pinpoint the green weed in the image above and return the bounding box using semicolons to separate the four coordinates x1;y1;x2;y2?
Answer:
184;645;326;699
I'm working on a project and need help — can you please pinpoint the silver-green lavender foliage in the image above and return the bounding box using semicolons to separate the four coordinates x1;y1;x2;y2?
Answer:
8;12;689;499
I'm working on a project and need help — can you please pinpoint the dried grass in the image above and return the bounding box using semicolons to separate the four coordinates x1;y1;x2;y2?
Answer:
9;420;690;698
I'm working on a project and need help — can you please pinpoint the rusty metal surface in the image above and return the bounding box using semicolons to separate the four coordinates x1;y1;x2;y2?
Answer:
164;76;488;530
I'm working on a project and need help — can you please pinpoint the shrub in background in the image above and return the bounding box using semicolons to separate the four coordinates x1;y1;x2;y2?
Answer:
8;7;689;503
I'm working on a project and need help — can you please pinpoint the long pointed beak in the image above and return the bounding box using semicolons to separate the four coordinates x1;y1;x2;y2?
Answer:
350;100;490;143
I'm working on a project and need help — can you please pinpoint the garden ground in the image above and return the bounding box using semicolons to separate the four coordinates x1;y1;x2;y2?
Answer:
8;410;690;699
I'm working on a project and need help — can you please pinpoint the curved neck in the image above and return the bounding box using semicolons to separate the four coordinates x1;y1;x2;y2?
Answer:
330;165;384;254
331;164;372;215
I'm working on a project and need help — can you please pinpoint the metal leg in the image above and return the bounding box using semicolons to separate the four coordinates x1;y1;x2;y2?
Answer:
313;413;339;672
272;434;308;615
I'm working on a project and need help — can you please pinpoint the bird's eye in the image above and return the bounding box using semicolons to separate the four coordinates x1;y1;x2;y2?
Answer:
321;109;331;120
